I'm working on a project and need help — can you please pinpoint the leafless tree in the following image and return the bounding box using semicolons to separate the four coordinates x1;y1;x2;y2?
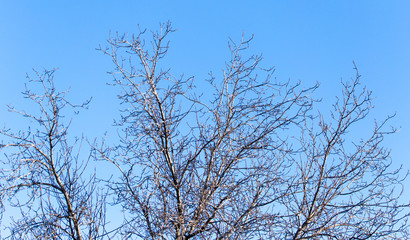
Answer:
1;22;408;240
0;70;106;240
96;22;409;239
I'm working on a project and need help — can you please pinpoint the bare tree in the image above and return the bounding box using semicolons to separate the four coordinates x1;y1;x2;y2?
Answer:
96;22;409;239
0;70;106;240
1;22;408;240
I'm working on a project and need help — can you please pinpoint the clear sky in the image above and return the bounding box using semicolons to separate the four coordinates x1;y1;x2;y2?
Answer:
0;0;409;205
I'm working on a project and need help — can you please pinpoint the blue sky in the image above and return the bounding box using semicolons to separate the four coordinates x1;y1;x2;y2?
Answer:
1;1;409;201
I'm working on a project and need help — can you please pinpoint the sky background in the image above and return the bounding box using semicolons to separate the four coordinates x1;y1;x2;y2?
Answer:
0;0;409;216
